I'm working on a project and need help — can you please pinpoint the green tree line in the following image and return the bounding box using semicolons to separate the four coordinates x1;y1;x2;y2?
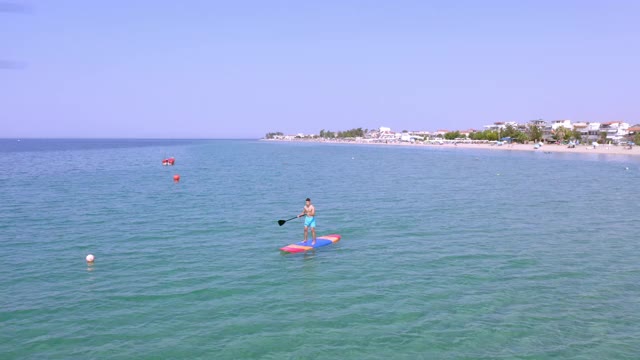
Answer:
264;132;283;139
459;124;547;143
319;128;366;138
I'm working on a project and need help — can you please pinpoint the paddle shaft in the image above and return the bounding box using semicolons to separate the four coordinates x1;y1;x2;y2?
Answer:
278;215;299;226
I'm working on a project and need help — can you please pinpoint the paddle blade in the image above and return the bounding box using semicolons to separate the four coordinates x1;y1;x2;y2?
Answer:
278;220;286;226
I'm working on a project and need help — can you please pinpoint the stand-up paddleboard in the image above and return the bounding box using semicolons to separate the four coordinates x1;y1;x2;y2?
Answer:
280;234;341;253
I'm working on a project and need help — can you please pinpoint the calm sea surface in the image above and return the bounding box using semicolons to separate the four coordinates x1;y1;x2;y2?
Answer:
2;139;640;359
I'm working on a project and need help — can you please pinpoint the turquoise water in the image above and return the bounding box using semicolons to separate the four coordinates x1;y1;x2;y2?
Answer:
2;139;640;359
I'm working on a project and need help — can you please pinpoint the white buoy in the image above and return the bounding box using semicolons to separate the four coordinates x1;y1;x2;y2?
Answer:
86;254;95;263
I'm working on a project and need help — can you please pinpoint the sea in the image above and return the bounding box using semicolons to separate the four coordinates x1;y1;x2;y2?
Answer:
2;138;639;359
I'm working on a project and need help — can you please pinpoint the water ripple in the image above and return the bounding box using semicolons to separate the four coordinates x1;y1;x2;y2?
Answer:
2;140;640;359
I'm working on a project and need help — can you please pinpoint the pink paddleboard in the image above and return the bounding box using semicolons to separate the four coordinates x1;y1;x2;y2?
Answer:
280;234;341;253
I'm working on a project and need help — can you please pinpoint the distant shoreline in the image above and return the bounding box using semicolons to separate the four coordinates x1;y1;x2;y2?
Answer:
263;138;640;157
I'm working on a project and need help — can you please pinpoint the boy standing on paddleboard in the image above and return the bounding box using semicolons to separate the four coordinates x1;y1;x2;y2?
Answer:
297;198;316;245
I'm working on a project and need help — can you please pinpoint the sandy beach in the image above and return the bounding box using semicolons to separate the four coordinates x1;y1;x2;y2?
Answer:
431;142;640;156
265;139;640;157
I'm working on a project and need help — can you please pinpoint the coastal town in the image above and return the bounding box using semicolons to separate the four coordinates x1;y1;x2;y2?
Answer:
266;119;640;146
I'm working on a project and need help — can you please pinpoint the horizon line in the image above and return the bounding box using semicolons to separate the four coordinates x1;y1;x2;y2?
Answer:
1;137;261;140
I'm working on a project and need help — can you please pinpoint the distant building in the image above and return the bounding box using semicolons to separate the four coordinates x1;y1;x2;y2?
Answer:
484;122;504;131
484;121;518;131
601;121;629;143
628;125;640;134
366;130;379;139
551;119;573;130
400;133;424;142
628;125;640;142
584;122;602;142
529;119;547;126
540;120;572;143
411;130;430;137
459;129;475;138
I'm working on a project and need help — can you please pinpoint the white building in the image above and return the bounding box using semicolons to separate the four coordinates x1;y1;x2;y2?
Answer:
601;122;630;143
433;129;449;137
570;122;601;143
484;122;504;131
483;121;518;131
587;122;601;132
551;119;573;130
400;133;423;142
410;130;430;137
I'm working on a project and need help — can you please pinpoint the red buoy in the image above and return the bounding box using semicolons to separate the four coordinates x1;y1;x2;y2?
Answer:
173;174;180;182
162;157;176;166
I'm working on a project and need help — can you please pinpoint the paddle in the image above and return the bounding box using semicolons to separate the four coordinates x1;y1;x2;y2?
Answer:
278;215;299;226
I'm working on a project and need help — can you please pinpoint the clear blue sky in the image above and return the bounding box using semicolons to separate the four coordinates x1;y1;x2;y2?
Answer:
2;0;639;138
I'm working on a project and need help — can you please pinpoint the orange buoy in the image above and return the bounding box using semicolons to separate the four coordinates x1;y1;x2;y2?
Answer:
173;174;180;182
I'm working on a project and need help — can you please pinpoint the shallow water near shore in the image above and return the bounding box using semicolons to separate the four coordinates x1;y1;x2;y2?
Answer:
2;139;640;359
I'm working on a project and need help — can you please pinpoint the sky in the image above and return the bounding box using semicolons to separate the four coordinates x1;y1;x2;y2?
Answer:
2;0;640;139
